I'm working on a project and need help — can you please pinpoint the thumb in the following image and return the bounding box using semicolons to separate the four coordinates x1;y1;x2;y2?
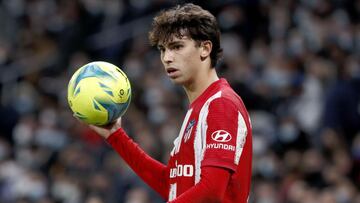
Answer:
88;124;111;139
110;117;122;134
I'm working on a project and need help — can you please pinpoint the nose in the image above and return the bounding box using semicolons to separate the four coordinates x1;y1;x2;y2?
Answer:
162;49;173;64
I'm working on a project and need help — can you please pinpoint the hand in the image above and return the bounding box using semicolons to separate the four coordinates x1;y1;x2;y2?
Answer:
88;118;122;139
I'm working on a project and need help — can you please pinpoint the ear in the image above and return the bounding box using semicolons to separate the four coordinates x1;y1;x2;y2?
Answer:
200;41;212;61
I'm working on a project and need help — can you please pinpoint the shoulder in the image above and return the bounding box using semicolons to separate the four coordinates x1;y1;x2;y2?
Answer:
211;87;244;111
207;88;250;122
210;96;238;110
199;80;247;113
207;95;242;117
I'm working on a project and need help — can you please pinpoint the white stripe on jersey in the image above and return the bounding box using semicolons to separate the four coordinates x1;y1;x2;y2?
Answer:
235;111;247;165
169;183;177;201
171;109;193;156
194;91;222;184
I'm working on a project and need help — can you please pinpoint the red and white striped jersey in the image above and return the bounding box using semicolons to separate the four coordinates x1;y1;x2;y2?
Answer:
167;78;252;202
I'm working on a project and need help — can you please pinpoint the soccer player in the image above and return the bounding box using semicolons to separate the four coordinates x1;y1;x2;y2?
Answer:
88;3;252;203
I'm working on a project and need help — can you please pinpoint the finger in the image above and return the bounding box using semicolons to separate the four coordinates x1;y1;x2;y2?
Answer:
115;117;122;126
73;114;85;124
88;124;98;131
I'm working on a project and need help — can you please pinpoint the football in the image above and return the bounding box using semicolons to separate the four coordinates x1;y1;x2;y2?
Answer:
67;61;131;126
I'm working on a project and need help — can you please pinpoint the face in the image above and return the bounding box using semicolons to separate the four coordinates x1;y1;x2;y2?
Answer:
157;36;204;86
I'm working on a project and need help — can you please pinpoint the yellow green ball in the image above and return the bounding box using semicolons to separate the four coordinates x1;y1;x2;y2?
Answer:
67;61;131;126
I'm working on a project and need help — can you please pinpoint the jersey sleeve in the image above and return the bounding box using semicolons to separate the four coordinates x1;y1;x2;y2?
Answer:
201;98;248;171
106;128;169;199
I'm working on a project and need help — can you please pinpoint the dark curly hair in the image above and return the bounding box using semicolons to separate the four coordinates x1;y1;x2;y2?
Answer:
148;3;223;68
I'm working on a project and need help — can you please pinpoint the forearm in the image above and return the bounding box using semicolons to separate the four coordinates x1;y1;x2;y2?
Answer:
169;166;231;203
107;128;169;199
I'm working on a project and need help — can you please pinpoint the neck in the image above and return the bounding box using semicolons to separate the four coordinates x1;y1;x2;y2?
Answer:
184;68;219;103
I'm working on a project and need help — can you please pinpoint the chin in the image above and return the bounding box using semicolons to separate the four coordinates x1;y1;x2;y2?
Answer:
170;78;183;85
170;77;191;86
168;77;182;84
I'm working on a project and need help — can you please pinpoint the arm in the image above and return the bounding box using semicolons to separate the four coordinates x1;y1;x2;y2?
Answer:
89;119;169;199
169;166;231;203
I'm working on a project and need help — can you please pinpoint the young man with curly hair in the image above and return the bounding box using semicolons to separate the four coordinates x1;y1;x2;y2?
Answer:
89;3;252;203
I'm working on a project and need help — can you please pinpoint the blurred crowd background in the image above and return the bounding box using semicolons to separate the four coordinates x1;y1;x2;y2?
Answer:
0;0;359;203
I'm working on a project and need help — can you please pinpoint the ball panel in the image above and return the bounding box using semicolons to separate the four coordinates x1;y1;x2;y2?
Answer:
76;63;116;84
71;77;109;125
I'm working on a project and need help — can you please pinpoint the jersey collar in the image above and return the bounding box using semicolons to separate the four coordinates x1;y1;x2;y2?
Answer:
189;78;229;108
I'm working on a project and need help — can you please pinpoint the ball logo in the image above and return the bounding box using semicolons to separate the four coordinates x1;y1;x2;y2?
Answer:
211;130;232;142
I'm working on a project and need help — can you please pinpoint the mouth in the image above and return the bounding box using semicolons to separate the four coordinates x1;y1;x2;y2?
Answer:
166;67;178;74
166;67;180;78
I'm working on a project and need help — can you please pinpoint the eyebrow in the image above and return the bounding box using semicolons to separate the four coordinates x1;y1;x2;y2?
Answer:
157;40;184;49
168;41;184;46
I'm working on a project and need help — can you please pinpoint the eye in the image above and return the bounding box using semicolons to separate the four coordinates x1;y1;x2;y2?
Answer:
158;47;165;52
173;45;183;50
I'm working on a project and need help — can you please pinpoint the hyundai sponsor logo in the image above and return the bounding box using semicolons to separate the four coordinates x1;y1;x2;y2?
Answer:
206;143;235;151
211;130;232;142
